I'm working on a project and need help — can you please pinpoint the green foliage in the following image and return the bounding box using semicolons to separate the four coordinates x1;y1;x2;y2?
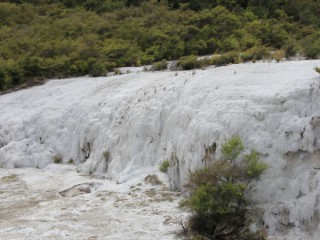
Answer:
241;46;269;62
221;135;244;162
315;67;320;74
178;55;199;70
182;136;268;237
159;160;170;173
305;40;320;59
0;0;320;91
177;55;211;70
242;150;268;179
88;59;107;77
150;59;167;71
272;49;285;62
283;37;299;58
211;51;241;66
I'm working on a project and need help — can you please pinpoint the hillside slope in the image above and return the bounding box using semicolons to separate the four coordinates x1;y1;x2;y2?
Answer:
1;0;320;90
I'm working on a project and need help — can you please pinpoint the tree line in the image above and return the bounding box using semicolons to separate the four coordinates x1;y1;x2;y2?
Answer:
0;0;319;90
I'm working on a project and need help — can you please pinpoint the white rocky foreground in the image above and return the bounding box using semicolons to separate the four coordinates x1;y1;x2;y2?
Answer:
0;165;184;240
0;60;320;239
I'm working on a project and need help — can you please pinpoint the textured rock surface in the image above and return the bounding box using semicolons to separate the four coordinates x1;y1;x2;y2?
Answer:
1;60;320;238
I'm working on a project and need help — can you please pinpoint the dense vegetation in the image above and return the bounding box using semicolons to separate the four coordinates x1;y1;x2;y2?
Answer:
181;136;268;239
0;0;320;90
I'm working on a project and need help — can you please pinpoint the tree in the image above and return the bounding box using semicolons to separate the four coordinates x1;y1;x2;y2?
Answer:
181;136;268;238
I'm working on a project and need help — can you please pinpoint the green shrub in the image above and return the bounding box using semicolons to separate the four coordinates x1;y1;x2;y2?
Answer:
272;49;285;62
177;55;212;70
0;67;5;90
305;41;320;59
1;0;320;92
283;38;299;58
0;79;3;91
198;57;212;69
159;160;170;173
241;46;269;62
88;60;107;77
181;136;268;238
222;36;240;52
211;51;240;66
262;23;288;49
315;67;320;74
178;55;199;70
150;59;168;71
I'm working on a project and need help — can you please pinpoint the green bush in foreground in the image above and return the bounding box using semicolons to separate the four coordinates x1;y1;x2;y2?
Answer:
181;136;268;238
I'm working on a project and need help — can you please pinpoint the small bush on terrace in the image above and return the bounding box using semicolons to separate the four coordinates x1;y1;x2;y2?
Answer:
178;55;212;70
181;136;268;239
241;46;269;63
211;51;241;66
273;49;285;62
178;55;199;70
150;59;168;71
159;160;170;173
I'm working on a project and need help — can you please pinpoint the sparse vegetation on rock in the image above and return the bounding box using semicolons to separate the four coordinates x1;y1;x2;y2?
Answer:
181;136;268;239
151;60;168;71
159;160;170;173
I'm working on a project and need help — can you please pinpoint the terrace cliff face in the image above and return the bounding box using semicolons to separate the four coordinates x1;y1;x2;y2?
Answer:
0;60;320;238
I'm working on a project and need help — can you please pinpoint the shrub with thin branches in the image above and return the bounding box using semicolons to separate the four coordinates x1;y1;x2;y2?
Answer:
181;136;268;238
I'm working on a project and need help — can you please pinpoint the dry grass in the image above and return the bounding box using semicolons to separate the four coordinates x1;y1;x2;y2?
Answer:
0;174;17;183
53;155;62;164
144;174;163;185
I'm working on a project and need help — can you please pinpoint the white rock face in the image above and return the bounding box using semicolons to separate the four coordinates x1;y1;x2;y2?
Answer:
0;166;184;240
0;60;320;238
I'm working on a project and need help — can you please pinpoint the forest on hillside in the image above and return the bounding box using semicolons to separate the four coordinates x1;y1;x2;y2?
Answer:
0;0;319;90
